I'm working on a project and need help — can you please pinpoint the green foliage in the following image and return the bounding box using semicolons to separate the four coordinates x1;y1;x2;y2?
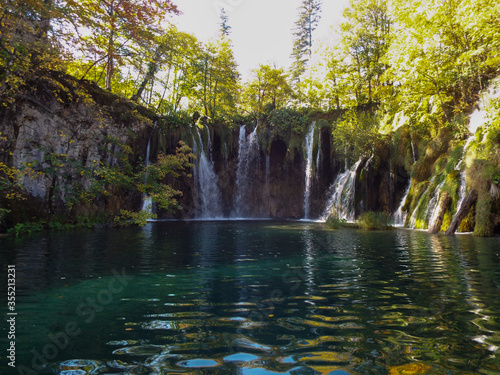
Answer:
357;211;391;230
325;216;346;229
141;142;194;212
242;64;293;113
339;0;391;106
441;170;460;211
114;209;156;227
190;38;241;121
267;108;309;136
7;222;43;237
332;108;380;163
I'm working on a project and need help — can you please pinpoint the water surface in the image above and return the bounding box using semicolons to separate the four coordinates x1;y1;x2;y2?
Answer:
1;221;500;374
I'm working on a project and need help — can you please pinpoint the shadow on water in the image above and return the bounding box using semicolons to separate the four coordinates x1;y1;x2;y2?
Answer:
1;222;500;374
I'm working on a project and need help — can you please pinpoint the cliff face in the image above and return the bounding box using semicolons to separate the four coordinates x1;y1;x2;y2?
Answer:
2;74;497;236
0;74;152;224
150;122;398;221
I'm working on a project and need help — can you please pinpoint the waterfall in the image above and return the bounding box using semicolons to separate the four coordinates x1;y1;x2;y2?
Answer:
393;183;410;227
233;124;260;217
141;122;157;215
303;123;315;219
455;159;468;215
321;159;362;222
426;179;446;228
453;80;499;216
315;128;322;177
408;176;436;229
193;126;223;219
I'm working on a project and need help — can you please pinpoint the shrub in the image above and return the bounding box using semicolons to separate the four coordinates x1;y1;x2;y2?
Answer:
325;215;343;229
7;222;43;236
357;211;391;230
114;209;155;227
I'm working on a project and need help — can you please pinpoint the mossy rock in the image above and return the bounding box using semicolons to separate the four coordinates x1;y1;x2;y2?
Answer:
458;206;475;232
474;194;493;236
441;209;452;232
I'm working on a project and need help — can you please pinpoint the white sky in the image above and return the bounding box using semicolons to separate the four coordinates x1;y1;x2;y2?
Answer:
172;0;350;81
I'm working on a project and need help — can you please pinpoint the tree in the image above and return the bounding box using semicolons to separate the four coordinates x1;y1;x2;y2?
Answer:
0;0;66;102
73;0;178;91
290;0;322;83
385;0;500;134
219;8;231;37
191;38;240;120
130;25;197;104
242;64;292;113
339;0;391;105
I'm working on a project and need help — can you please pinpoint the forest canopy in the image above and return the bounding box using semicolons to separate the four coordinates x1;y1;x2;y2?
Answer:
1;0;498;128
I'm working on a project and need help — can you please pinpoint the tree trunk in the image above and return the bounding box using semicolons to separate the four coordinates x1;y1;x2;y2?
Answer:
445;189;477;235
428;192;451;234
105;4;115;91
105;33;114;91
131;47;163;102
131;62;157;102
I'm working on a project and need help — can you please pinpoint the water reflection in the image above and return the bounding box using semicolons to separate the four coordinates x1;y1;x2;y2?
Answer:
1;223;500;374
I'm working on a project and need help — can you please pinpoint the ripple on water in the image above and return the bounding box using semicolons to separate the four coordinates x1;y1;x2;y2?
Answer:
55;359;107;374
223;353;261;362
176;358;221;368
112;345;164;356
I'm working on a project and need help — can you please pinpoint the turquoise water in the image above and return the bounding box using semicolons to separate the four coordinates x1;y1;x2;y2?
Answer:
1;221;500;374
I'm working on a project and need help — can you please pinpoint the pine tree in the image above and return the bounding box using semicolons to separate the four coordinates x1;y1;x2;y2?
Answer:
219;8;231;36
290;0;322;83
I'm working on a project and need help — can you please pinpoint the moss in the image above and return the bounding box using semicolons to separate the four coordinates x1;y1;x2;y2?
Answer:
411;128;452;182
411;158;433;182
458;205;475;232
474;194;493;236
434;155;448;174
357;211;391;230
441;209;452;232
445;144;465;174
441;170;460;211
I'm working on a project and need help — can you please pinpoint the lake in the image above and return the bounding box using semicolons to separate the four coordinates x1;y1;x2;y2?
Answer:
1;221;500;374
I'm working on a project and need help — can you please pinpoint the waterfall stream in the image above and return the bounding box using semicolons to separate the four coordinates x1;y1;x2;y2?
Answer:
453;79;499;217
141;122;156;215
233;124;260;217
393;184;410;227
426;179;446;228
193;126;223;219
321;159;362;222
303;123;315;219
408;176;436;229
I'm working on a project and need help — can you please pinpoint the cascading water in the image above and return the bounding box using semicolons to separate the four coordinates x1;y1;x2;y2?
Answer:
303;123;315;219
393;184;410;227
233;124;260;217
426;179;446;228
141;122;157;215
454;79;499;216
315;128;322;177
320;159;362;222
408;176;436;229
455;160;468;214
192;126;223;219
